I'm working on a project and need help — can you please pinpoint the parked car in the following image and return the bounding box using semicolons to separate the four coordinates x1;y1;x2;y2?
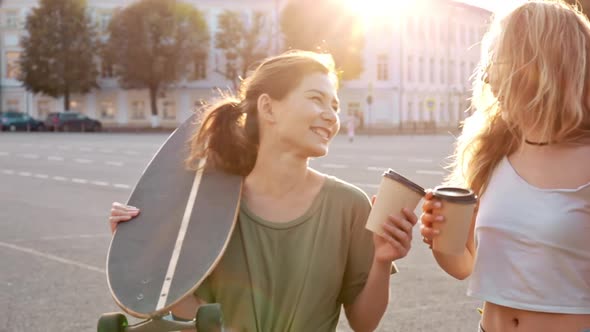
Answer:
45;112;102;132
0;111;45;131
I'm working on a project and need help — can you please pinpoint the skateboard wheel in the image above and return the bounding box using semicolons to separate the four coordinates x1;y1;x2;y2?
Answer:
196;303;223;332
97;312;128;332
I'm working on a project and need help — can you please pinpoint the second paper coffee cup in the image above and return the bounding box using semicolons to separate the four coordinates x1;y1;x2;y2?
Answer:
366;169;425;236
431;186;477;255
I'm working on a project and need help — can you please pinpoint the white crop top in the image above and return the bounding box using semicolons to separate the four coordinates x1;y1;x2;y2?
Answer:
467;156;590;314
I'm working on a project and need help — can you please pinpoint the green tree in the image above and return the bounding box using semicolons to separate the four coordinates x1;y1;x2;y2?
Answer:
215;10;268;91
19;0;99;112
105;0;208;127
280;0;364;80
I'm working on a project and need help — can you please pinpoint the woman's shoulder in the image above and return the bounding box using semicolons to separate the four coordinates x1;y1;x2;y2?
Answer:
323;174;371;207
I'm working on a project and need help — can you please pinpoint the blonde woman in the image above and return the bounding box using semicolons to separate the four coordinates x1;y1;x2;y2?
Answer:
420;1;590;331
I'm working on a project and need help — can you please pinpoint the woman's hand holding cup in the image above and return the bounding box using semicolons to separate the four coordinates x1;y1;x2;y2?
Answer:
420;190;445;248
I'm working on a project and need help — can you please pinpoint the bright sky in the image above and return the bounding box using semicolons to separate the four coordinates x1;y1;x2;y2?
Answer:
459;0;525;13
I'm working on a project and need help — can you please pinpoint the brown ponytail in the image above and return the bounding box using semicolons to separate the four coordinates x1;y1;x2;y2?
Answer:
186;98;259;176
185;50;336;176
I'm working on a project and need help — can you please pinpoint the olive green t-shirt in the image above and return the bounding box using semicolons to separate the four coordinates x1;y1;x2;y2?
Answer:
195;175;374;332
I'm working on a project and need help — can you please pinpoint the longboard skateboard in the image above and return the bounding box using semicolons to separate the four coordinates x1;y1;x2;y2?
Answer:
97;114;243;332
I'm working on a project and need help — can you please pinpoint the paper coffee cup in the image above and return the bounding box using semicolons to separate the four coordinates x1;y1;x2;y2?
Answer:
431;186;477;255
366;169;425;236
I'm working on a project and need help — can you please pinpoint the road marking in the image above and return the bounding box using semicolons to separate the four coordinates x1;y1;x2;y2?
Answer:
321;163;348;169
74;158;93;164
0;241;105;274
105;161;124;167
370;156;393;161
40;234;110;241
408;158;434;163
353;183;379;189
1;168;129;190
416;170;445;176
21;153;39;159
367;166;386;172
47;156;64;161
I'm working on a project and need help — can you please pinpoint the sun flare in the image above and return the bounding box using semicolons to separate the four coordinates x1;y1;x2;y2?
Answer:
342;0;413;27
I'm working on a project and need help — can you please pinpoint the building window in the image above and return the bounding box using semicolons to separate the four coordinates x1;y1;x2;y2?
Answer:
377;54;389;81
69;99;83;113
407;101;414;121
419;57;424;83
6;51;21;79
98;12;112;31
407;56;413;82
5;11;20;29
430;58;435;84
440;102;445;117
460;62;466;83
226;60;237;82
430;18;435;41
100;100;116;119
6;99;21;112
460;24;466;45
450;101;456;123
419;100;424;122
440;59;445;84
449;22;456;44
449;60;455;84
162;100;176;120
131;101;146;119
101;59;114;78
37;100;51;119
418;20;425;40
194;53;207;80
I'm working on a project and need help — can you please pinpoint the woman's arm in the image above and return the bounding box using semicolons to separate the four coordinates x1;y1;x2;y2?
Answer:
345;208;417;332
344;258;392;332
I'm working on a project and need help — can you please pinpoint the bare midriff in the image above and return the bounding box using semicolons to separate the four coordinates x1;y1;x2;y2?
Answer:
481;302;590;332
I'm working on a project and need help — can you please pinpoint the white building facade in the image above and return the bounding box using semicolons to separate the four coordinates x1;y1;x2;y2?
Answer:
0;0;490;130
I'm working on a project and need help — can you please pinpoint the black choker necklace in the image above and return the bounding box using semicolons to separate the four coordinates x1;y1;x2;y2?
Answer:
524;139;550;146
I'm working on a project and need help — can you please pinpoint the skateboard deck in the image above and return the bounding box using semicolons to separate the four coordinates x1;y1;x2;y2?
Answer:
105;114;242;321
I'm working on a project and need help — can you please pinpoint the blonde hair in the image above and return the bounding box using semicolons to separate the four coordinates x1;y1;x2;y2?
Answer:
186;50;336;176
447;0;590;195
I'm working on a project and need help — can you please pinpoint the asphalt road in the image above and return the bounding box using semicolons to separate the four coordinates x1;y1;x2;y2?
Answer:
0;131;482;332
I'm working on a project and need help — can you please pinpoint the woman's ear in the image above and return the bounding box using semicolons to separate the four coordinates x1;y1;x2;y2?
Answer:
257;93;276;124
